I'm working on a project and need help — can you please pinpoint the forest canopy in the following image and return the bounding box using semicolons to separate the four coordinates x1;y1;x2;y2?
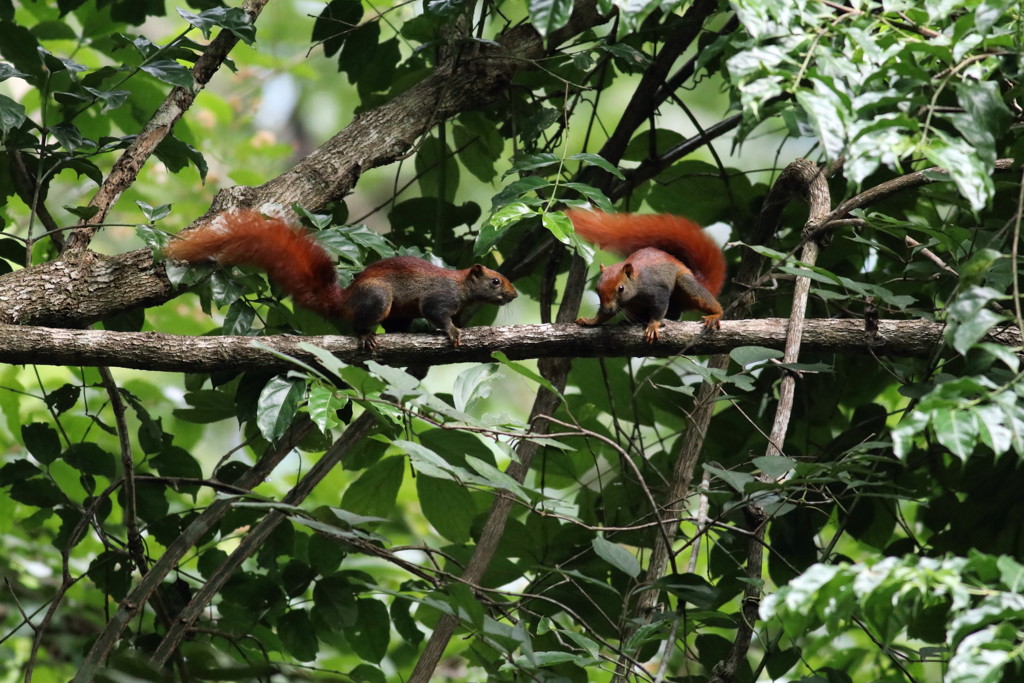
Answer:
0;0;1022;681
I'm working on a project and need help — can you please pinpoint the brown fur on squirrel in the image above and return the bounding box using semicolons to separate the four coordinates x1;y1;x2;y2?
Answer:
164;211;518;350
566;209;725;343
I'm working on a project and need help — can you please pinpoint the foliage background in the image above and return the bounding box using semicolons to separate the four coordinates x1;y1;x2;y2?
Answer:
0;0;1022;681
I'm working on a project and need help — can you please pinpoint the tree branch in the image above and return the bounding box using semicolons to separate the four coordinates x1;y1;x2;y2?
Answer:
1;0;607;328
63;0;271;252
2;318;1015;372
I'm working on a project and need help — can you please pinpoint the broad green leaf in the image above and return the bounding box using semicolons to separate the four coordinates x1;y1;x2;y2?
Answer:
140;59;195;89
704;463;756;493
174;389;236;424
63;443;116;478
21;423;61;464
0;460;41;486
452;363;496;413
931;409;978;462
751;455;796;479
177;6;255;43
86;550;132;601
308;384;347;432
528;0;572;37
45;384;80;414
277;609;318;662
417;476;475;543
730;346;784;367
340;456;404;518
592;535;640;577
312;576;358;629
0;93;25;135
390;597;424;645
346;598;390;662
569;153;626;179
256;375;305;442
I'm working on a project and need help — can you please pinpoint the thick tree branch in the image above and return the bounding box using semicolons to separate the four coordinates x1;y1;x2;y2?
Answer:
2;318;1016;372
1;0;607;328
0;250;172;327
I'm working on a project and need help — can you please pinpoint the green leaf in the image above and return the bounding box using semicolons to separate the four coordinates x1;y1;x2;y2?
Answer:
592;535;640;577
21;423;61;464
923;132;992;210
752;455;796;479
346;598;390;662
704;463;756;493
931;409;978;462
478;202;536;254
491;351;562;399
174;389;237;424
154;134;208;181
0;93;25;135
656;573;719;609
339;456;404;518
45;384;80;414
312;576;358;629
308;384;347;432
0;459;41;487
0;20;43;82
730;346;784;367
415;134;459;204
528;0;572;36
63;443;116;478
567;152;624;179
136;200;172;222
140;59;195;89
313;0;363;58
177;7;256;43
256;375;305;442
277;609;319;662
87;550;133;601
348;664;386;683
390;597;424;645
416;476;475;543
222;300;255;335
150;446;203;497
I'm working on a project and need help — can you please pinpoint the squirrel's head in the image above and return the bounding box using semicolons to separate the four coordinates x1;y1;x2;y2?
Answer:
594;262;639;314
466;264;518;305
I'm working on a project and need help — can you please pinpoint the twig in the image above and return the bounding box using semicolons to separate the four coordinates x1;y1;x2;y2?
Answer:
73;419;313;682
710;159;833;683
149;412;378;665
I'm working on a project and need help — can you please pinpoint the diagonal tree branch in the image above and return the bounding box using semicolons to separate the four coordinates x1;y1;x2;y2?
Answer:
63;0;271;253
0;0;607;329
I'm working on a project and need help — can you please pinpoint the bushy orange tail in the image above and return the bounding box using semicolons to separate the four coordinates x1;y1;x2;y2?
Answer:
164;211;346;317
566;210;726;295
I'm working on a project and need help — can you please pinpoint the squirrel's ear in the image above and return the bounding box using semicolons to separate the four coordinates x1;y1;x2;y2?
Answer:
469;264;486;276
599;264;606;272
622;263;634;277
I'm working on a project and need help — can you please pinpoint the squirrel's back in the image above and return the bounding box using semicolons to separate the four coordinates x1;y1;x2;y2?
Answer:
566;210;725;295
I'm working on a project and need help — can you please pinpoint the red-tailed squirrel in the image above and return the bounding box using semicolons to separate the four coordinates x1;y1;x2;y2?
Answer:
566;209;725;343
164;211;518;350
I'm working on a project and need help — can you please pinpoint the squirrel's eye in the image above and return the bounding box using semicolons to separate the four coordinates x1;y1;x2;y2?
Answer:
617;285;625;292
491;278;500;286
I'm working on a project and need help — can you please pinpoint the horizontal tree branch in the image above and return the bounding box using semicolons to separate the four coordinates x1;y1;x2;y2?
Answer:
3;318;1017;373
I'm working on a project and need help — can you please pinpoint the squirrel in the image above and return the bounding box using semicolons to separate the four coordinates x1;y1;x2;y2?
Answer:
566;209;725;343
163;211;518;351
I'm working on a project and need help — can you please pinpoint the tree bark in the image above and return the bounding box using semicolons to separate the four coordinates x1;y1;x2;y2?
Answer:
0;318;1014;372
